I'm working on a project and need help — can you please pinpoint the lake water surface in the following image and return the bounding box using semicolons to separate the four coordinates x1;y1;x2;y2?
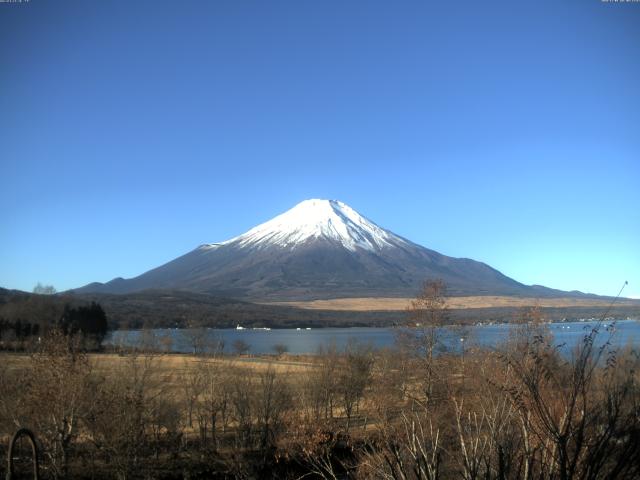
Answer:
106;319;640;355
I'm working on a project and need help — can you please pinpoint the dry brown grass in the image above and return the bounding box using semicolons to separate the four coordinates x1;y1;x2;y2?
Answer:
263;295;639;311
2;352;315;378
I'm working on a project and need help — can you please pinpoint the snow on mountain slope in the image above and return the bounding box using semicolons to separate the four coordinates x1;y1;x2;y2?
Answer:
201;199;409;252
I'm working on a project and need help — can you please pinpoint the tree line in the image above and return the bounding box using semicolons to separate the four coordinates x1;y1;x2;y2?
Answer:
0;298;109;349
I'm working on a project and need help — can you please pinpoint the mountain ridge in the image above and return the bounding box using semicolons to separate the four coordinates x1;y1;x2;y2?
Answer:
73;199;607;300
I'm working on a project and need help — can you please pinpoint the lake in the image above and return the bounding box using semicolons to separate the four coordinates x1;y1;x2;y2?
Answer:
105;318;640;355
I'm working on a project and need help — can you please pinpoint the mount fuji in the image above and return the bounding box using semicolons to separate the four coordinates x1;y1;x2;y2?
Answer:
75;199;569;300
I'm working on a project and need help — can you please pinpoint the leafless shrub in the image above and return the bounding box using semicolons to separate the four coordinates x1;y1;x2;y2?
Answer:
285;428;358;480
451;394;518;480
84;353;176;480
360;401;442;480
20;329;95;479
0;362;24;437
498;318;640;479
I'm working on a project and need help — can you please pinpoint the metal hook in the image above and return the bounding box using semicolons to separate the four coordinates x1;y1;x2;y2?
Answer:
6;428;39;480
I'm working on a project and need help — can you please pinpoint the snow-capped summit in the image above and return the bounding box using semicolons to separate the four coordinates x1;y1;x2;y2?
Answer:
207;199;408;252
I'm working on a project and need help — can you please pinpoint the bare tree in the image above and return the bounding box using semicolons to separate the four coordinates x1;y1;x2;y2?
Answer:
338;340;373;432
182;359;202;430
369;348;409;428
191;358;233;450
33;282;57;295
184;327;208;355
256;366;292;452
272;343;289;357
307;342;341;422
403;279;449;404
138;328;161;353
229;366;256;449
232;339;251;356
158;331;174;353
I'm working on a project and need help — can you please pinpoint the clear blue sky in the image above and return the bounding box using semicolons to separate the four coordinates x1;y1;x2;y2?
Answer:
1;0;639;298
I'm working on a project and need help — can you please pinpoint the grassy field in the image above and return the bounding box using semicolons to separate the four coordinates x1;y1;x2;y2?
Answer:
265;295;640;311
0;351;315;377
